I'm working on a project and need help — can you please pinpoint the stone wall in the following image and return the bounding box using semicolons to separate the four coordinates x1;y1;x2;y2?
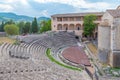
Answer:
98;26;110;63
102;12;113;25
99;76;120;80
110;18;120;67
111;51;120;67
111;18;120;50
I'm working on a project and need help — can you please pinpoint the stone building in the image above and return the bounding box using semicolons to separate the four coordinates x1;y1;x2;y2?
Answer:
51;12;104;37
98;6;120;67
51;5;120;67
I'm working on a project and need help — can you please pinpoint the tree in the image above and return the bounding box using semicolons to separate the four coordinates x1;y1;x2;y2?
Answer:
4;24;19;35
17;21;25;34
23;22;31;34
0;21;5;32
31;17;38;33
83;14;97;38
40;20;51;33
5;19;15;25
40;20;47;33
47;20;51;30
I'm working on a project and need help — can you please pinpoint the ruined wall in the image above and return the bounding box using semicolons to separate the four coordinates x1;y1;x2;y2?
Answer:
109;18;120;67
102;11;113;25
110;51;120;67
98;6;120;67
112;18;120;50
98;26;111;63
98;11;113;63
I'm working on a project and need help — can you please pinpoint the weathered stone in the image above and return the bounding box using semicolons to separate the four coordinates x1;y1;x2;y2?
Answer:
112;71;119;77
98;49;110;63
98;26;110;63
112;51;120;67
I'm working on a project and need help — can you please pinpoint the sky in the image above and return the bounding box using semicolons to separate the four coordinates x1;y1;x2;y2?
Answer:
0;0;119;17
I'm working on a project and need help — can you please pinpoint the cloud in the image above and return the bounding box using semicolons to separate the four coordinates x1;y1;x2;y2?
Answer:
34;0;112;10
0;0;29;6
40;10;49;17
0;0;36;16
0;4;13;11
0;0;118;17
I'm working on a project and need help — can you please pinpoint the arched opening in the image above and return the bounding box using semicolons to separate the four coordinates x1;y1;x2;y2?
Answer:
57;24;62;30
69;24;74;30
63;24;68;31
66;27;68;30
76;24;81;30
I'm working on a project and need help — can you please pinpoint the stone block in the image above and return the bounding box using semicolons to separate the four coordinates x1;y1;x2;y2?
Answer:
98;49;110;63
112;51;120;67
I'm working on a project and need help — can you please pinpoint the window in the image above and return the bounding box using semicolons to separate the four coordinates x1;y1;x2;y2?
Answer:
69;17;74;21
57;17;62;21
76;17;81;21
53;17;56;20
63;17;68;21
97;16;102;21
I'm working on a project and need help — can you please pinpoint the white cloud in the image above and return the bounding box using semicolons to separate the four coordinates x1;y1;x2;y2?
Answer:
0;0;29;5
0;0;118;17
0;4;13;11
40;10;49;17
34;0;112;11
0;0;35;16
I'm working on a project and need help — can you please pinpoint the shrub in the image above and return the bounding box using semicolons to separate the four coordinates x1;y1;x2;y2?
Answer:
4;24;19;35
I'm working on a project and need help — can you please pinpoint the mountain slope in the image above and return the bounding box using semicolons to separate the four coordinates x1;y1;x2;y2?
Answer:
0;12;50;22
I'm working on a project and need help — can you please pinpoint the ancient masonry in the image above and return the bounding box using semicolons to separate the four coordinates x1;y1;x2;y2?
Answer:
98;6;120;67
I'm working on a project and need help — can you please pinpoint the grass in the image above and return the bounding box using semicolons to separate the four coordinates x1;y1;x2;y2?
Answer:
46;49;82;71
87;43;97;55
0;37;16;44
13;40;20;45
110;67;120;71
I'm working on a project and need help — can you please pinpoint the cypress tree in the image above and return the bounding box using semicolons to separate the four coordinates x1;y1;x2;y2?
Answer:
0;21;5;32
31;17;38;33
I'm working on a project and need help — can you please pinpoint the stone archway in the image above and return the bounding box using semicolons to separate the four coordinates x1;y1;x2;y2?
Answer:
76;24;81;30
63;24;68;31
57;24;62;30
69;24;74;30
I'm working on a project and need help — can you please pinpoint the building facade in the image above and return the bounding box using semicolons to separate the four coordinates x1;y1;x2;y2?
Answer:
98;6;120;67
51;12;104;37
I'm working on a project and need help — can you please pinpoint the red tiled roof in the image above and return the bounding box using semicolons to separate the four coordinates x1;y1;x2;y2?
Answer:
51;12;104;17
62;46;91;66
